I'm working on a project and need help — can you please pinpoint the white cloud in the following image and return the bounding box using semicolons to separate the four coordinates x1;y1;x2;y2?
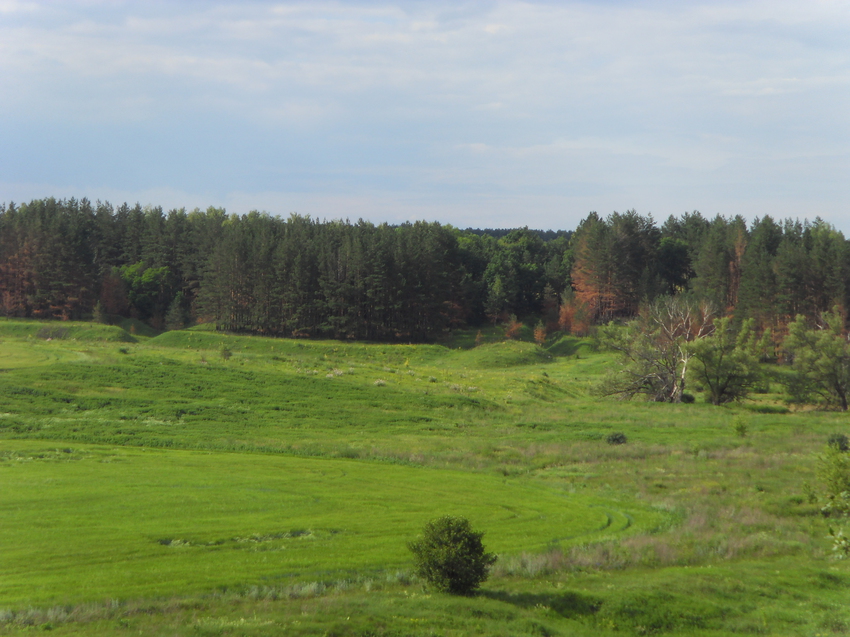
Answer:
0;1;848;232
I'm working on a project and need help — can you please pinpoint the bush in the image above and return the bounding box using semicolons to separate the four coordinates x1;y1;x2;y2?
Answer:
817;446;850;518
828;433;849;452
732;416;748;438
680;393;695;404
408;516;496;595
504;316;523;340
606;432;628;445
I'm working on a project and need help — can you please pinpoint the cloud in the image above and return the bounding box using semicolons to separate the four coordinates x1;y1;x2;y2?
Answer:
1;1;848;232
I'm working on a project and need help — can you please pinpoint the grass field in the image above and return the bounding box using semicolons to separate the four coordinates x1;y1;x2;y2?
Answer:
1;318;849;636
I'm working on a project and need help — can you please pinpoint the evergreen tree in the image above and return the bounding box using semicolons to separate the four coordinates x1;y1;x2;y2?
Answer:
784;308;850;411
737;216;782;334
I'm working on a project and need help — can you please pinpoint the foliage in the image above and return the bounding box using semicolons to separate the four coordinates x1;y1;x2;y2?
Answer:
558;288;592;336
164;291;188;330
828;526;850;559
690;215;747;313
3;199;850;347
597;296;713;402
606;432;628;445
119;261;173;323
504;315;523;340
816;445;850;518
570;211;660;323
828;433;850;452
474;330;484;347
533;320;546;346
688;317;769;405
783;309;850;410
92;301;107;324
408;516;496;595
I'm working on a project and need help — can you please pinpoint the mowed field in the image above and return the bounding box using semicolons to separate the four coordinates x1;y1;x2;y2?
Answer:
1;318;849;636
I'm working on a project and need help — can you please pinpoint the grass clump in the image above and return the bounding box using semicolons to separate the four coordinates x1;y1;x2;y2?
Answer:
606;432;627;445
732;416;748;438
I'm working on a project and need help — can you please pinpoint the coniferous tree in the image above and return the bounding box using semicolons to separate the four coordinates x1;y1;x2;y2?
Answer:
784;308;850;411
737;216;782;335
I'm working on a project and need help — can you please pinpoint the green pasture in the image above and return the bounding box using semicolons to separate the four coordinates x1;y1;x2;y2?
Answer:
1;318;850;636
0;318;136;343
1;439;661;607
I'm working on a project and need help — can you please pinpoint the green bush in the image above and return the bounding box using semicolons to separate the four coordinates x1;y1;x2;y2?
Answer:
817;446;850;518
606;432;628;445
408;516;496;595
828;433;849;452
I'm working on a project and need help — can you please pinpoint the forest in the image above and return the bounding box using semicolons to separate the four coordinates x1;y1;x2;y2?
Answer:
0;197;847;343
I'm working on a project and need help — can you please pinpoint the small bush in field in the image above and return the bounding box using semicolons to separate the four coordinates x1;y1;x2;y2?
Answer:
408;516;496;595
533;321;546;346
680;393;695;404
220;347;232;360
828;433;849;452
504;316;523;340
817;446;850;518
606;432;627;445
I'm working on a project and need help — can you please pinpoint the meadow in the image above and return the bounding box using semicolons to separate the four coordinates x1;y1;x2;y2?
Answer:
1;318;849;636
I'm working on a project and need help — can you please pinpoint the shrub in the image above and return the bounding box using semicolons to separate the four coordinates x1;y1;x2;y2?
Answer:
93;301;108;324
533;321;547;346
606;432;628;445
504;315;523;340
408;516;496;595
220;346;232;360
732;416;748;438
680;393;695;403
828;433;849;452
474;330;484;347
817;446;850;518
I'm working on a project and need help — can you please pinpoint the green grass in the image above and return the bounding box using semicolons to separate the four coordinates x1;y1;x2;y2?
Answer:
1;319;850;635
0;318;136;343
1;440;662;607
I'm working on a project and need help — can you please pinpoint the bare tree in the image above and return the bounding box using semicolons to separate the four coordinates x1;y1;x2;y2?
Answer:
598;296;714;402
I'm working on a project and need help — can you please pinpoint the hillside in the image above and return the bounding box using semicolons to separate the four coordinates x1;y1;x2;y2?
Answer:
0;319;848;636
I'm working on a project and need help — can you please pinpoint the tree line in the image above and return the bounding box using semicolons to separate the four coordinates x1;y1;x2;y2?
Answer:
565;211;849;340
1;198;848;342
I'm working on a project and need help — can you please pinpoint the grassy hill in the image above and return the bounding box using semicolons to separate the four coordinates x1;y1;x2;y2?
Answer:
0;319;848;636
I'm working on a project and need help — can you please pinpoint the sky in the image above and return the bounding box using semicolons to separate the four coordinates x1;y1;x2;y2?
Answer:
1;0;848;232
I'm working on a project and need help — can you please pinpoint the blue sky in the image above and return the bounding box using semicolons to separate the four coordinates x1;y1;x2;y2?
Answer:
1;0;848;231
